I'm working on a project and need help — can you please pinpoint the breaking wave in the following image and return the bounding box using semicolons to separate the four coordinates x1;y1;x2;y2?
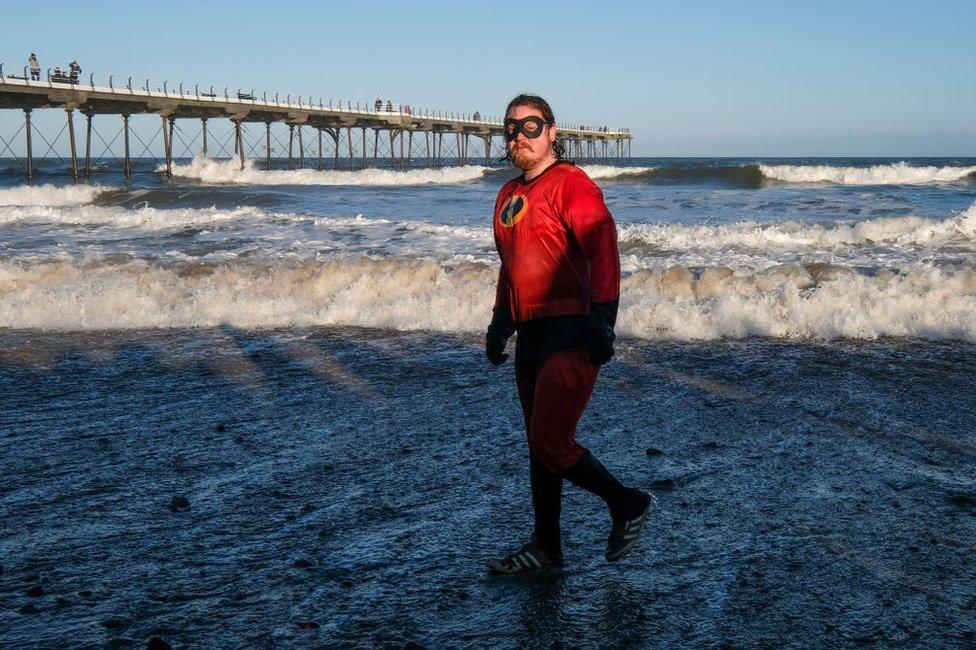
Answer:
0;184;118;207
0;203;269;230
2;256;975;342
759;162;976;185
619;201;976;252
163;156;491;185
579;165;656;180
5;201;976;263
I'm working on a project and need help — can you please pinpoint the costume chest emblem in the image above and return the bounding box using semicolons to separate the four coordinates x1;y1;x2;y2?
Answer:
499;193;529;228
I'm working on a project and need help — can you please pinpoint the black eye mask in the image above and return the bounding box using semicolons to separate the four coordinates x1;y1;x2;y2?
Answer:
504;116;548;142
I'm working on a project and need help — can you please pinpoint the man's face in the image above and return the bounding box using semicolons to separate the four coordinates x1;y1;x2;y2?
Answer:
505;105;556;171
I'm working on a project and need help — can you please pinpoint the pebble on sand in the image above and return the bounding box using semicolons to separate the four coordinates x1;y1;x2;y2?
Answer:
645;447;665;457
25;585;45;597
291;558;314;569
169;496;190;511
651;478;677;491
147;637;173;650
18;603;39;614
948;492;976;509
296;620;320;629
102;616;127;630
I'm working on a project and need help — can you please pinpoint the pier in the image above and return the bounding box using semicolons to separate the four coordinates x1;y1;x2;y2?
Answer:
0;64;632;183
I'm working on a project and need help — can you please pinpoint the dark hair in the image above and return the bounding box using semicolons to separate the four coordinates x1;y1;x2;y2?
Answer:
502;93;566;161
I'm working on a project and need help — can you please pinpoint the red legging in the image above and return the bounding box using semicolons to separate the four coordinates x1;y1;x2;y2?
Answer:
516;348;600;472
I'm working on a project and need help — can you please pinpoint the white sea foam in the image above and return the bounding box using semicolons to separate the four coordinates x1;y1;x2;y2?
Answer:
620;202;976;252
759;162;976;185
2;256;975;342
164;156;491;185
0;184;117;207
0;203;268;230
579;165;655;180
617;264;976;340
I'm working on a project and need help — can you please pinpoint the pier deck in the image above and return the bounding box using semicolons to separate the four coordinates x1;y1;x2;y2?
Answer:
0;65;632;182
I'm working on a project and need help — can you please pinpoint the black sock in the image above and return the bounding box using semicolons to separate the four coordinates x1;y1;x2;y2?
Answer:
530;455;563;560
561;451;639;519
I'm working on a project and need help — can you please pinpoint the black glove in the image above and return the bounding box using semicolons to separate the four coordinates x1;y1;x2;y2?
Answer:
485;306;515;366
586;300;618;366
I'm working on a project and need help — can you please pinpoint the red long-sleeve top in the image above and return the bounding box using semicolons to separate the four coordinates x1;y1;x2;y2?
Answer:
493;161;620;323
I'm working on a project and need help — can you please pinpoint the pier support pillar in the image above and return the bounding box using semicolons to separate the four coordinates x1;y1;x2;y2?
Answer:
287;125;294;170
266;122;272;170
297;125;305;169
161;115;173;180
234;120;245;171
425;132;431;168
123;115;131;181
84;112;92;180
66;109;79;181
347;128;354;170
361;128;367;170
373;129;379;167
389;130;396;169
317;128;323;171
24;109;33;184
201;118;208;158
331;130;339;170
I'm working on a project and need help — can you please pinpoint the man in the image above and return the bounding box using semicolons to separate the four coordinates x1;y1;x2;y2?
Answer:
28;53;40;81
485;94;651;574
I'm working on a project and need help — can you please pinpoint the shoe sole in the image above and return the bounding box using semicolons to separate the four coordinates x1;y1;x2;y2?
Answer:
605;496;652;563
486;561;563;576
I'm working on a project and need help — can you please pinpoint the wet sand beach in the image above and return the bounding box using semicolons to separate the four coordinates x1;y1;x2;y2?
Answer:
2;327;974;647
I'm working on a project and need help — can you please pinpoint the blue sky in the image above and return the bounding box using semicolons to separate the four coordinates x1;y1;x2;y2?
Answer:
2;0;974;156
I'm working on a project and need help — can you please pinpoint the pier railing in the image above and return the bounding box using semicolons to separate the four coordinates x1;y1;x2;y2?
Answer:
0;62;630;136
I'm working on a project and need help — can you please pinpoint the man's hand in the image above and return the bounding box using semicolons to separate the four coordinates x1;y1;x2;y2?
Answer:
586;325;615;366
586;300;618;366
485;306;515;366
485;332;509;366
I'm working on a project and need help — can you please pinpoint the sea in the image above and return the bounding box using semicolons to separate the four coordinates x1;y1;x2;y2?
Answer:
1;156;975;647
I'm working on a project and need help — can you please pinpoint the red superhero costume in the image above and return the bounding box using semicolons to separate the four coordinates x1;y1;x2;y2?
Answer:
492;161;620;324
490;160;621;472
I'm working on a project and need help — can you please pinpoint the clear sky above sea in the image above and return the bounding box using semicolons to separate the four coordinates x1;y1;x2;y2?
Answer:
1;0;974;156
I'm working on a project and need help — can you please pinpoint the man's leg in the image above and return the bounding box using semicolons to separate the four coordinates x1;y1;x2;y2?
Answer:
528;349;651;561
529;455;563;563
487;369;565;574
518;369;563;563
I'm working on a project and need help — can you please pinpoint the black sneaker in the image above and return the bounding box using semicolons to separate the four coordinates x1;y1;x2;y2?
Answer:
487;538;563;575
606;491;652;562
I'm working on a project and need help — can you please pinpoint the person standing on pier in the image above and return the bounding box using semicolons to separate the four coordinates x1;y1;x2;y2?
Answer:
69;60;81;82
28;53;40;81
485;93;651;574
